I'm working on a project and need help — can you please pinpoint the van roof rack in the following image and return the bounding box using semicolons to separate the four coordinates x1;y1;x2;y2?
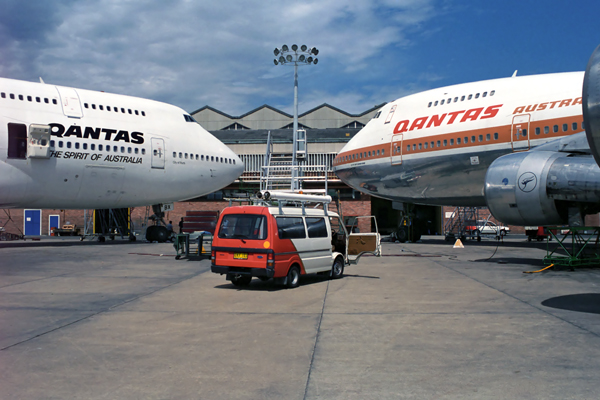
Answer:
255;190;332;215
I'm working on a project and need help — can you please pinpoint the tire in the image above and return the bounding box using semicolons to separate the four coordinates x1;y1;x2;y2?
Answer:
231;274;252;286
397;227;408;243
145;226;156;242
331;257;344;279
285;265;300;288
155;226;168;243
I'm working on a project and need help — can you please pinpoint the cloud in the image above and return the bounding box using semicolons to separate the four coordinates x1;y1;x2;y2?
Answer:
0;0;439;115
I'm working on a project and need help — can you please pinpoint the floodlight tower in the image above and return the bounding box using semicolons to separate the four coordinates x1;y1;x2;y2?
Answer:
273;44;319;190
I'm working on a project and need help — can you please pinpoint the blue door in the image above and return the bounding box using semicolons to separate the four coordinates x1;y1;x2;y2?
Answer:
49;215;60;235
24;209;41;236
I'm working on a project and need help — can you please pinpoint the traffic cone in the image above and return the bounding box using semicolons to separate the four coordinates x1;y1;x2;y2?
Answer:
453;239;464;248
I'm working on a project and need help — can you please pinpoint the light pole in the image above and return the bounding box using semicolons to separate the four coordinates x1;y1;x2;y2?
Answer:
273;44;319;190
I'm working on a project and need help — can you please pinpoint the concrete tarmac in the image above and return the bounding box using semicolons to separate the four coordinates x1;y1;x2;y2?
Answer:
1;236;600;399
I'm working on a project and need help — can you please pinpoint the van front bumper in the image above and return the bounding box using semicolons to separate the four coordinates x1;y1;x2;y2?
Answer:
211;264;275;278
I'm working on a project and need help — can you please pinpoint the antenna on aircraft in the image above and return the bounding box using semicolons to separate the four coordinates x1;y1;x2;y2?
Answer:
39;77;45;84
511;70;518;78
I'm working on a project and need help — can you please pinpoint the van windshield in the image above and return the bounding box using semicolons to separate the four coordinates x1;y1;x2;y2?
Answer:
218;214;268;240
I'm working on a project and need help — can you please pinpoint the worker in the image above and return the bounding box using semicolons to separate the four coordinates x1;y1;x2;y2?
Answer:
179;217;184;233
166;220;174;239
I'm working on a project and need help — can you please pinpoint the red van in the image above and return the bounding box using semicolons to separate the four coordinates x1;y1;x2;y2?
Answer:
211;192;380;288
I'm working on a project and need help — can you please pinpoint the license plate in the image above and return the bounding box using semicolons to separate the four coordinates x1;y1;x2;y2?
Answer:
233;253;248;260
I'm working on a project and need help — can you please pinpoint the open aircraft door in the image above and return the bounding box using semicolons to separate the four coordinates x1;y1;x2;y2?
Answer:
511;114;531;151
151;138;165;169
390;133;403;165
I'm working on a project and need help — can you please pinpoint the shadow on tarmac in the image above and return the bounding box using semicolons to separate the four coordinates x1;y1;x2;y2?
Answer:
213;273;380;291
542;293;600;314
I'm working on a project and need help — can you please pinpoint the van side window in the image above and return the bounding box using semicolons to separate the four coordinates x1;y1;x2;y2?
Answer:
276;217;306;239
218;214;267;240
306;217;328;238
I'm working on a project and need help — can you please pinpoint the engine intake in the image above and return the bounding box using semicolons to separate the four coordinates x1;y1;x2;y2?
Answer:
583;44;600;168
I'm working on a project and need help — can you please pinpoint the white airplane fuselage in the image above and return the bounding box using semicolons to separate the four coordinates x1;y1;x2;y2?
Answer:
334;72;584;207
0;77;243;209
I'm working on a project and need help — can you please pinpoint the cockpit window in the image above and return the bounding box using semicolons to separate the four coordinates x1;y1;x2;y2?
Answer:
183;114;197;123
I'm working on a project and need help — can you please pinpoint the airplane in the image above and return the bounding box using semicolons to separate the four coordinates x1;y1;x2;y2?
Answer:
0;77;244;241
333;45;600;241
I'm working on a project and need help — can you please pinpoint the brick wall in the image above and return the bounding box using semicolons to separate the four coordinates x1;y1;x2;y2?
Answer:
1;198;373;236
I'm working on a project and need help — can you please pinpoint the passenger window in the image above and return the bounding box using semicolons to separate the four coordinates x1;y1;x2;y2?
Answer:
535;127;540;135
276;217;306;239
99;105;104;110
490;90;495;96
434;101;438;106
494;132;498;140
135;148;139;154
461;96;465;101
454;97;458;102
441;99;445;105
306;218;328;238
486;133;490;141
428;102;432;107
99;144;103;151
173;152;176;157
67;142;72;148
75;142;80;149
18;95;23;100
92;104;96;109
562;124;568;132
478;135;483;142
572;122;578;130
450;139;454;146
218;214;268;240
471;135;476;143
553;125;558;133
142;148;146;155
437;140;441;147
544;126;549;134
457;137;461;145
121;146;125;153
468;94;472;100
475;93;480;99
483;92;487;97
443;140;447;146
464;137;468;143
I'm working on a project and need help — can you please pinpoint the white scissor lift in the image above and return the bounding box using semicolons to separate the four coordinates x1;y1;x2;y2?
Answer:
255;189;382;269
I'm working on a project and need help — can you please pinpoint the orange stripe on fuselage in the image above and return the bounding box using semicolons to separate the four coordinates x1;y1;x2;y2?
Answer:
333;115;584;166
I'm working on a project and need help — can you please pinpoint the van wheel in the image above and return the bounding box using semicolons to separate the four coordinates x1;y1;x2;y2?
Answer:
285;266;300;288
331;257;344;279
231;274;252;286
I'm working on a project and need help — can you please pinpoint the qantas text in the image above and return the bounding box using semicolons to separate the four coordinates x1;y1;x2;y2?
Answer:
49;123;144;144
393;105;502;134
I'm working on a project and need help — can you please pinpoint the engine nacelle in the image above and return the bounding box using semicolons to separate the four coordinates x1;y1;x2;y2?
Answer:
484;151;565;226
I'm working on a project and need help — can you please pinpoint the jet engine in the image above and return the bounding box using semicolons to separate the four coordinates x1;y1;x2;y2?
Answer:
583;44;600;168
485;151;600;226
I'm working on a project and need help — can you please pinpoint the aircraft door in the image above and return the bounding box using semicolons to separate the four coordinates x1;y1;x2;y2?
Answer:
55;87;83;118
151;138;165;169
511;114;531;151
390;133;403;165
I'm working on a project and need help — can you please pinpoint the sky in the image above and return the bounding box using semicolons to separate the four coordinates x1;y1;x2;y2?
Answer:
0;0;598;116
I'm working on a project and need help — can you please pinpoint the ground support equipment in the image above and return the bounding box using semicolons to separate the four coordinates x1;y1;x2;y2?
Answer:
544;226;600;268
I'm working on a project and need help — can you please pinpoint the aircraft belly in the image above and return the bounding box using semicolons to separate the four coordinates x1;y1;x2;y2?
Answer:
337;149;511;207
0;160;32;207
